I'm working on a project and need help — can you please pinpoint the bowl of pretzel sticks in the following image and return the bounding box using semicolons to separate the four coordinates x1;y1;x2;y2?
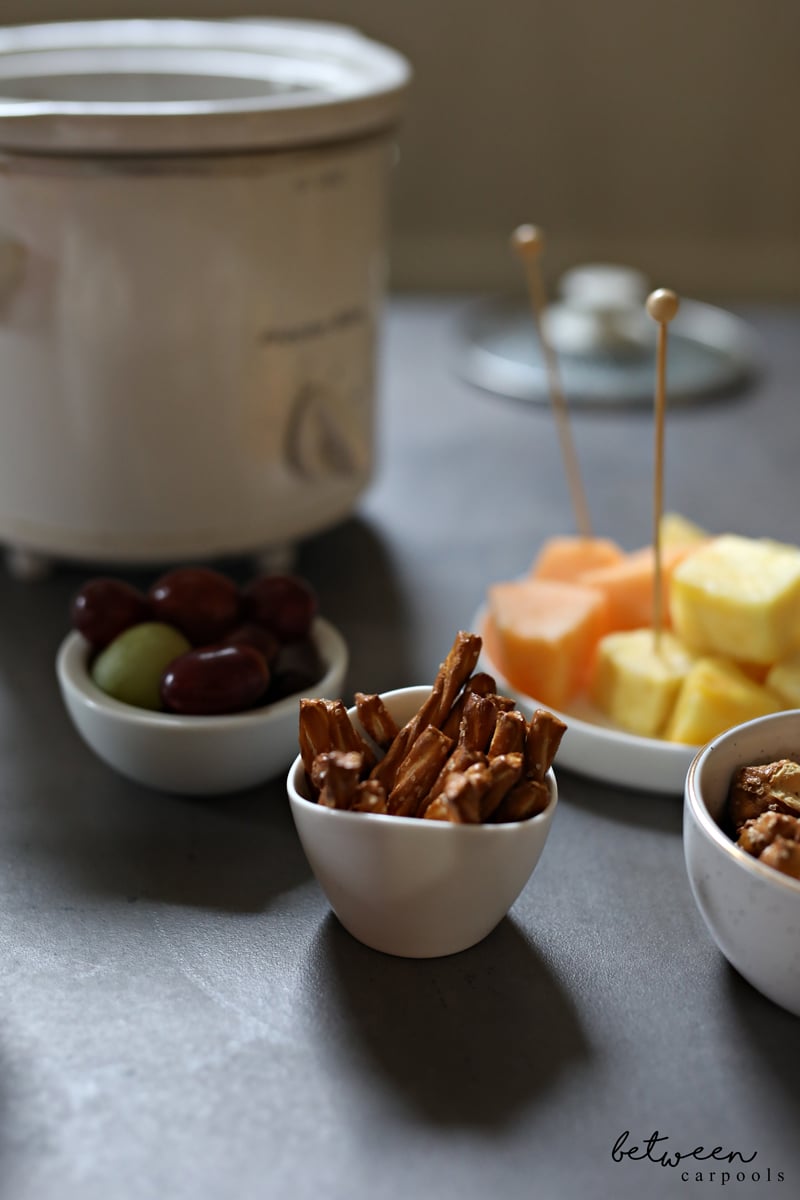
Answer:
287;630;565;957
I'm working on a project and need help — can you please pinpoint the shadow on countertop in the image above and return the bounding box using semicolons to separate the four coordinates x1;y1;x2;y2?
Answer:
558;767;682;835
9;764;314;915
304;914;590;1129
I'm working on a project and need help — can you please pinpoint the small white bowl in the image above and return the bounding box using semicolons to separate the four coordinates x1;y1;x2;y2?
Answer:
684;709;800;1017
56;617;348;796
287;684;558;958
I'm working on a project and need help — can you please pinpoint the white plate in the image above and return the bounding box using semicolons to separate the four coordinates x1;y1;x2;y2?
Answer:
472;607;697;795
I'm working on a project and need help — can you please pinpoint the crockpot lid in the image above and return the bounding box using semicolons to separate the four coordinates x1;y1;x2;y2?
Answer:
0;19;411;154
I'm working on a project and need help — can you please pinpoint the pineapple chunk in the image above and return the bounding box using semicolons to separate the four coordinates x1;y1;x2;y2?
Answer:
671;534;800;665
664;657;783;745
660;512;708;548
590;629;695;737
766;651;800;708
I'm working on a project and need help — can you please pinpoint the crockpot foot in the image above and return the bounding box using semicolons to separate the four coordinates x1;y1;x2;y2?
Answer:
5;545;52;581
252;542;297;576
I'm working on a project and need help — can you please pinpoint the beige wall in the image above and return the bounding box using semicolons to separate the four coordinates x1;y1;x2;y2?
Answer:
2;1;799;298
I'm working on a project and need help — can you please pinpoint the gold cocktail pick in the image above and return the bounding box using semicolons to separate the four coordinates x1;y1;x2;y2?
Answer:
511;224;592;539
645;287;680;648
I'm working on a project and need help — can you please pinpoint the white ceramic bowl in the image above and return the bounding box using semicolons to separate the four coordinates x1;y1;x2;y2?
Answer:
684;710;800;1017
287;685;558;958
56;617;348;796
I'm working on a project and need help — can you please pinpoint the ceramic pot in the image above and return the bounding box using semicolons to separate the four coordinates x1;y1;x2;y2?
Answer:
0;20;410;567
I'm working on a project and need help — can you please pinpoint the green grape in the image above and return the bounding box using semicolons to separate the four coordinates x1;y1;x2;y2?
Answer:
91;622;191;711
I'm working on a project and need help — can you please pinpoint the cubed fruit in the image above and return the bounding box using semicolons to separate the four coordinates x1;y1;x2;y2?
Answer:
530;536;625;583
659;512;709;549
671;534;800;665
663;657;784;746
590;629;695;738
579;544;696;633
766;651;800;708
485;579;609;710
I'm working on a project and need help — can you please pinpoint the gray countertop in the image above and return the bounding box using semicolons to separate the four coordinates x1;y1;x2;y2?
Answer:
2;297;799;1200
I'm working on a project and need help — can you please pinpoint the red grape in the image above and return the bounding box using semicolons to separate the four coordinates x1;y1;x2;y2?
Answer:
242;574;317;642
149;567;240;645
218;622;280;665
161;645;270;715
71;577;150;649
267;636;325;701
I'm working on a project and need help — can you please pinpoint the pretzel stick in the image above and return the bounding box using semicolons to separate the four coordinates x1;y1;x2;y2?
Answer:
423;767;488;824
457;692;501;753
370;631;481;790
388;726;454;817
422;794;453;822
441;671;498;739
492;778;551;823
325;699;376;772
354;692;399;750
525;709;567;782
488;709;527;758
428;631;484;725
417;745;486;818
299;698;336;780
480;752;525;821
314;750;364;810
351;780;388;815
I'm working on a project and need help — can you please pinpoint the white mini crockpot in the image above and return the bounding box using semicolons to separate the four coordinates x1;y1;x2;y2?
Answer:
0;20;410;569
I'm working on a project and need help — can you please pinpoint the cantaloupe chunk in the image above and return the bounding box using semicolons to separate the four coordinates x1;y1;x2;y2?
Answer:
663;657;783;746
578;544;697;633
590;629;695;738
530;536;625;583
766;651;800;708
486;579;609;710
671;534;800;665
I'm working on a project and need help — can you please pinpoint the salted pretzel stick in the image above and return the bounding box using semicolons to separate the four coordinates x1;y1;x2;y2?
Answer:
492;777;551;823
351;780;388;815
325;699;376;772
299;698;335;779
428;631;483;725
354;692;399;750
488;709;527;758
525;709;567;782
388;725;454;817
310;753;332;794
480;752;525;821
370;631;481;790
457;692;501;753
424;766;489;824
417;745;486;818
441;671;498;739
314;750;364;810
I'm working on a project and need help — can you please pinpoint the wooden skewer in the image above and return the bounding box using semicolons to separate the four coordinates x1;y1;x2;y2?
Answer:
645;287;680;648
511;224;592;539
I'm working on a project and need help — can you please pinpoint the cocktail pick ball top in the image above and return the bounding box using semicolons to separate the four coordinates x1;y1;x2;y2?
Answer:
646;288;680;324
510;224;545;257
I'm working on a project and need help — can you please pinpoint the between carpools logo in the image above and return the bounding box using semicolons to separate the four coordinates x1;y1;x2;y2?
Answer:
612;1131;785;1185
